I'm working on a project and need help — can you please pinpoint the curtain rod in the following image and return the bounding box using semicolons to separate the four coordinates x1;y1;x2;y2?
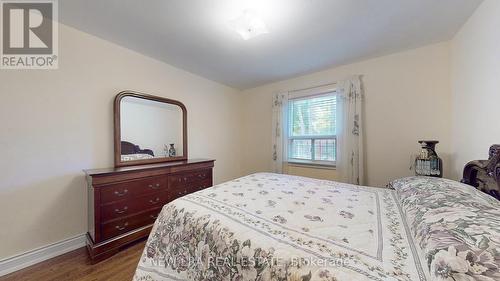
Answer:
288;82;337;93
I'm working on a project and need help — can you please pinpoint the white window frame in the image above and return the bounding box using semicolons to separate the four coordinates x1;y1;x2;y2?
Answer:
286;89;337;167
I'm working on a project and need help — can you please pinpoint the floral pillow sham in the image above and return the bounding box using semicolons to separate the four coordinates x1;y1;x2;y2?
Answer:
389;176;500;281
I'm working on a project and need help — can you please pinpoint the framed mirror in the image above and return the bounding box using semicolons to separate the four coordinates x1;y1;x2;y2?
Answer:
114;91;187;167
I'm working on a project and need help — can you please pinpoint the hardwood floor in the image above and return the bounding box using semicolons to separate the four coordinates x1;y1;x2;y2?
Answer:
0;240;146;281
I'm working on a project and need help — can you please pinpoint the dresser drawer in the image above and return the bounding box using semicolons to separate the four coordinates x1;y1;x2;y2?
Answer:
171;178;212;200
99;176;167;204
100;192;168;223
169;169;211;188
192;178;212;192
100;208;161;241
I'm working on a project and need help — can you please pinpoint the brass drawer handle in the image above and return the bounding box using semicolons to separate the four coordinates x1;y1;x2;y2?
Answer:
114;189;128;197
114;206;128;214
148;183;160;189
183;177;188;182
115;222;129;231
150;214;158;219
149;198;160;205
198;174;206;178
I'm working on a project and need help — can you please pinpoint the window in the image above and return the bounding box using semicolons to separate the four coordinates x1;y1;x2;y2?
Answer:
287;93;336;166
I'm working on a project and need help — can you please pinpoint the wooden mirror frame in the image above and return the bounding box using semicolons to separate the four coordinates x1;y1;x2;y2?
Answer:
114;91;188;167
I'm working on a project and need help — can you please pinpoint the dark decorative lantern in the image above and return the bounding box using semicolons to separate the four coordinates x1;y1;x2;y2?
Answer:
415;140;443;177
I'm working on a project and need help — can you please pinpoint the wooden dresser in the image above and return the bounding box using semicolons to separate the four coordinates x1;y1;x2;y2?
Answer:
84;159;215;263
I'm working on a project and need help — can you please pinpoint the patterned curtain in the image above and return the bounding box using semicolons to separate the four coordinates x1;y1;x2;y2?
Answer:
271;92;288;173
336;76;364;185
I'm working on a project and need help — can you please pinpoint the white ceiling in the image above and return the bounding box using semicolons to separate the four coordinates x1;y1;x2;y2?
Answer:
60;0;482;89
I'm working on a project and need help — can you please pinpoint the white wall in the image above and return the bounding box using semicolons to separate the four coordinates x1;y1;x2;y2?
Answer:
241;43;452;187
121;97;183;157
0;23;243;259
450;0;500;179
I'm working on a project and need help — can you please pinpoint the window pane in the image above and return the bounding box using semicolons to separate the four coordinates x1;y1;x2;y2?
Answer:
314;139;336;161
290;139;312;160
289;94;336;137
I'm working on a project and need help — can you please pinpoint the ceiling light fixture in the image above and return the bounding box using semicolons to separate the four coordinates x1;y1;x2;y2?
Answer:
228;9;268;40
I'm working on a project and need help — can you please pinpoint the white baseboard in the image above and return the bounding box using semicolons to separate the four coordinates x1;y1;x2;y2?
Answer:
0;234;87;277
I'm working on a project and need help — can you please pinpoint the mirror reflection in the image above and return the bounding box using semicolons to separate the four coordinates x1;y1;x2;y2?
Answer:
120;96;183;162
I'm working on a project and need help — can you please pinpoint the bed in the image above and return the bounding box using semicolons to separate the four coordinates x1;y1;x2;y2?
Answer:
133;146;500;281
120;141;155;161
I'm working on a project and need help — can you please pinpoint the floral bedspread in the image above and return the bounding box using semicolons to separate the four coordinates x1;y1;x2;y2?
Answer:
134;173;429;281
390;177;500;281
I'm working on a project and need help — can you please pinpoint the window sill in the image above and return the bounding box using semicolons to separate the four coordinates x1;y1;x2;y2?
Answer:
287;161;336;170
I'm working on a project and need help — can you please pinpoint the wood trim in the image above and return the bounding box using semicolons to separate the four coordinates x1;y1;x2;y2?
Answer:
114;91;188;167
287;162;337;170
0;234;86;277
169;162;215;173
94;188;101;242
86;160;214;186
85;159;214;177
1;240;145;280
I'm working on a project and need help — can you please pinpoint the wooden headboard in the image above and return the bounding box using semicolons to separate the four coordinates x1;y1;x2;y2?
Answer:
120;141;155;157
461;144;500;200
